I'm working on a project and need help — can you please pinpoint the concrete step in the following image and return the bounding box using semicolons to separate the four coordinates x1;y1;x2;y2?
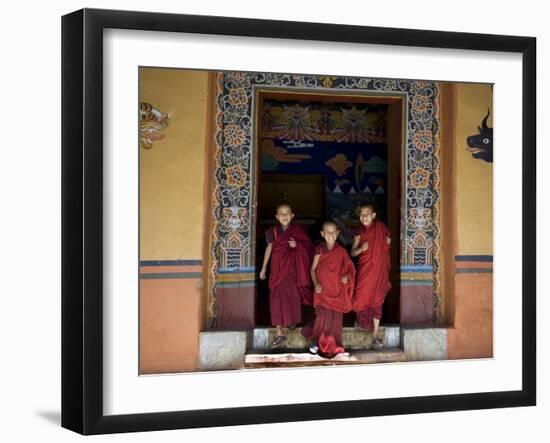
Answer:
244;348;406;368
248;325;400;351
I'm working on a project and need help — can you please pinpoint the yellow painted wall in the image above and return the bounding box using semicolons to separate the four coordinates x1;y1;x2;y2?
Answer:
455;83;493;255
139;68;208;260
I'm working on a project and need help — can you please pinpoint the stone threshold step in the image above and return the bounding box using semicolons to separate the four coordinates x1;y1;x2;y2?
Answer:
250;325;400;350
255;326;400;332
244;348;406;368
248;347;324;354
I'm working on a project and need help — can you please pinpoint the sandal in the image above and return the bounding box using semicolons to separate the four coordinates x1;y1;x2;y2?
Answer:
288;324;297;331
270;335;287;348
372;336;384;349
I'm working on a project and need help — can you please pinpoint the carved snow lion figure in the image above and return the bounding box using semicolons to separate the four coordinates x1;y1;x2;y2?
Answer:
139;102;170;150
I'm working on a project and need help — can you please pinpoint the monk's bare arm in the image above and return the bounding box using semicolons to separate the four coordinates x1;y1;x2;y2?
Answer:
259;243;272;280
340;255;352;284
310;254;322;293
350;235;362;257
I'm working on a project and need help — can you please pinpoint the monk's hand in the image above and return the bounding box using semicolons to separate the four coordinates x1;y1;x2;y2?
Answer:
361;242;369;252
259;269;266;280
315;283;323;293
341;274;349;284
288;238;297;248
386;236;391;245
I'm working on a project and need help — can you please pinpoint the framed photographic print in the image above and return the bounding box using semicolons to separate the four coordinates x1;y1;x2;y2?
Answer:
61;8;536;435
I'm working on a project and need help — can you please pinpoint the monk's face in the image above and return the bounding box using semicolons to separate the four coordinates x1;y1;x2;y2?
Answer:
275;205;294;228
359;207;376;226
320;224;339;246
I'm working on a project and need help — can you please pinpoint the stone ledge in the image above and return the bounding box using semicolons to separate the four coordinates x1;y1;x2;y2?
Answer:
199;331;247;371
401;326;448;361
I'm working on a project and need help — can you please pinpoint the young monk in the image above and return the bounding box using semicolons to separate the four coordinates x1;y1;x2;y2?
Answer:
259;204;314;347
351;203;391;349
302;220;356;358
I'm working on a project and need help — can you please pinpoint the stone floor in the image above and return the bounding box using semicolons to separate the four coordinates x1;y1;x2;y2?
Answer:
199;325;447;371
244;325;406;368
244;348;407;368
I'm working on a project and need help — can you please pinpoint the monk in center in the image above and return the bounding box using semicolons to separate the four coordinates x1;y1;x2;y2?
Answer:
302;220;356;358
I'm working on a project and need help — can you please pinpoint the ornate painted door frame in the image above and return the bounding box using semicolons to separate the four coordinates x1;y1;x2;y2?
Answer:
206;72;442;329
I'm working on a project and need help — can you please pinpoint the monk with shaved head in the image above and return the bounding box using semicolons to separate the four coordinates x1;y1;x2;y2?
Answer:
259;204;314;348
302;220;355;358
351;203;391;348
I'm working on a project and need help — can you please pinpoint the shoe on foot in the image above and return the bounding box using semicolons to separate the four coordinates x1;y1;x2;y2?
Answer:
372;336;384;349
271;335;287;348
309;344;319;354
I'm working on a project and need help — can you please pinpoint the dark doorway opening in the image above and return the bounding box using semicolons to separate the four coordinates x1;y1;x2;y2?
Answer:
254;91;402;327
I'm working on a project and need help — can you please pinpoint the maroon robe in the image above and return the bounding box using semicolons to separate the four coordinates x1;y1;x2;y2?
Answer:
314;243;356;313
303;306;344;358
302;243;355;358
353;220;391;330
266;224;314;326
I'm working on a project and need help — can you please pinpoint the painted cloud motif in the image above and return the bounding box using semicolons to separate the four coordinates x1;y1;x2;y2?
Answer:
364;156;387;173
326;153;353;176
261;139;312;170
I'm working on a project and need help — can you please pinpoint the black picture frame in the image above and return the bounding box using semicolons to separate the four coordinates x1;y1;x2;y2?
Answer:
61;8;536;435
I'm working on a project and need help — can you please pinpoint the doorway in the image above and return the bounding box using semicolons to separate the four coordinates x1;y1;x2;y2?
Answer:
254;90;403;327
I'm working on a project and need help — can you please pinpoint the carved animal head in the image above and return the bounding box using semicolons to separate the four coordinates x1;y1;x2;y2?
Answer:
139;102;170;150
466;110;493;163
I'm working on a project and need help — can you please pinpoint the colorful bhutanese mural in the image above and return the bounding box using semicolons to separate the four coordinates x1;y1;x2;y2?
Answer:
260;99;389;243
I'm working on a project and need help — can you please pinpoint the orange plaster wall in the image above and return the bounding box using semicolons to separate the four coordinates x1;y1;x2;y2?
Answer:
445;83;493;358
140;277;202;374
447;273;493;359
139;67;211;373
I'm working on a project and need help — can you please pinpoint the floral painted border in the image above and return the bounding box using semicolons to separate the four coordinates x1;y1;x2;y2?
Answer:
208;72;441;323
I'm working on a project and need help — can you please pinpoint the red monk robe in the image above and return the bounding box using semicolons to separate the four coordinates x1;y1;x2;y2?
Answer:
266;224;314;327
353;220;391;330
302;243;356;358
